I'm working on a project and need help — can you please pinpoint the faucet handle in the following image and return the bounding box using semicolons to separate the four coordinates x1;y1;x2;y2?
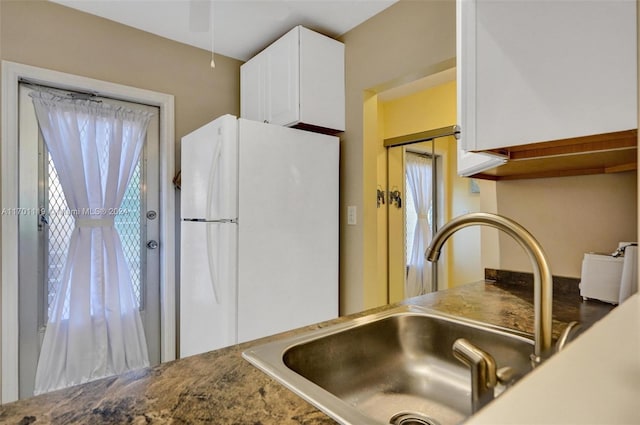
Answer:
496;366;515;384
453;338;499;413
555;321;582;352
453;338;498;388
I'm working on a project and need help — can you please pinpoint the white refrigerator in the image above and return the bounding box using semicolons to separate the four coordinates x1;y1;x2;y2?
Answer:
180;114;339;357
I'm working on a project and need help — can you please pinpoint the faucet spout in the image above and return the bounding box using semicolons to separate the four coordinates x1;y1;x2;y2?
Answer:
426;212;553;364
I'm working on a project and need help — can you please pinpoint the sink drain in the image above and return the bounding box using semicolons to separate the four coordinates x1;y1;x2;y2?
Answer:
389;412;442;425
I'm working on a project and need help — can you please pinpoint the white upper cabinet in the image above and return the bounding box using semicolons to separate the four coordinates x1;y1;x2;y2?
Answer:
458;0;637;152
241;26;345;133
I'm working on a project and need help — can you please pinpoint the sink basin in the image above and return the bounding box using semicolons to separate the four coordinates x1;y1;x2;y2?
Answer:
243;306;535;425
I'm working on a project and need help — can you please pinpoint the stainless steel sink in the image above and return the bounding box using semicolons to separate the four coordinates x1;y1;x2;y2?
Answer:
243;305;535;425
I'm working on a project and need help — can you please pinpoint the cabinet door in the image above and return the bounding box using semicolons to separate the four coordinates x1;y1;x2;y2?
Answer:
266;27;300;126
459;0;637;151
299;26;345;132
457;3;507;175
240;55;266;123
237;119;338;342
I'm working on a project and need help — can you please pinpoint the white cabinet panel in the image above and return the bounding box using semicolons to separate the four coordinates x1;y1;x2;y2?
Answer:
457;143;506;177
241;26;345;133
266;28;299;126
298;26;345;132
240;57;264;125
458;0;637;152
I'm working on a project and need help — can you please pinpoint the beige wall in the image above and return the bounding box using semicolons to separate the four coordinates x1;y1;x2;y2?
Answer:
339;0;456;314
0;0;242;159
496;172;638;277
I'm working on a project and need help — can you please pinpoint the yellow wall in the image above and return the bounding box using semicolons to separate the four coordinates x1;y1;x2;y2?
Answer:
381;80;484;298
339;0;457;314
375;99;389;305
385;142;405;302
383;81;457;138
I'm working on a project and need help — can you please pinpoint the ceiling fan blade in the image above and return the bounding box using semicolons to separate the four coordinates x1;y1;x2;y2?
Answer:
189;0;210;32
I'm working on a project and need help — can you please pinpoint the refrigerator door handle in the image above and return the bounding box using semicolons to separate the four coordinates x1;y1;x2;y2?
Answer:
205;134;224;220
206;223;221;304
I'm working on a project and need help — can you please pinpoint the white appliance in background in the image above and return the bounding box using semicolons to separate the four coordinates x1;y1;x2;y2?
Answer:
579;242;638;305
179;114;339;357
579;253;624;304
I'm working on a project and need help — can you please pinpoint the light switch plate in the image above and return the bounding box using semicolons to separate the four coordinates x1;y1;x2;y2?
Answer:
347;206;356;225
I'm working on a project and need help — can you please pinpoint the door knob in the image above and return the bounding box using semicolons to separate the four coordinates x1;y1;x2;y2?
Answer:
146;240;159;249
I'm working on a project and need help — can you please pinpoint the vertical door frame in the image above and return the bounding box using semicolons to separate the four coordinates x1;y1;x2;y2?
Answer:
1;60;177;402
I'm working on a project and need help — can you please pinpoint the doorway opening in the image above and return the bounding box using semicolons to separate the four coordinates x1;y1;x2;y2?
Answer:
370;65;485;306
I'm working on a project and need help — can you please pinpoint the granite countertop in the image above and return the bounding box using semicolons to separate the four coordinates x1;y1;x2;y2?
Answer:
0;273;614;425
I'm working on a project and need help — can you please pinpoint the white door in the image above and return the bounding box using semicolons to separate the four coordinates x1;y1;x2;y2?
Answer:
236;120;339;343
180;114;238;221
17;84;161;398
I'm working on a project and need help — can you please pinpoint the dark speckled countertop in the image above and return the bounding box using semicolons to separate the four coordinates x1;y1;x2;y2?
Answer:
0;271;613;425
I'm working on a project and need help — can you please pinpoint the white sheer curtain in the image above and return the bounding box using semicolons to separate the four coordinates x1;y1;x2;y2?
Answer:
405;152;433;297
30;91;153;395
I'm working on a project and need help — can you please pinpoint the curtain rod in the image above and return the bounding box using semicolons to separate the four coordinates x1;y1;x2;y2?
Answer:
20;79;159;108
406;149;437;159
20;79;103;103
383;125;460;148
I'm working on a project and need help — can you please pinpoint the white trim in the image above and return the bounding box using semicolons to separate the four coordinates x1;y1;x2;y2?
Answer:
1;61;176;402
455;0;506;176
457;0;476;152
457;147;507;177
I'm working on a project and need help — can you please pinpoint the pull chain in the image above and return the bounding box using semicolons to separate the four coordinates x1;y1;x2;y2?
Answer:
210;0;216;68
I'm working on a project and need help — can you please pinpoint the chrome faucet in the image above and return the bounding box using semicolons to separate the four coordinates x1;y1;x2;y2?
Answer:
425;212;553;365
